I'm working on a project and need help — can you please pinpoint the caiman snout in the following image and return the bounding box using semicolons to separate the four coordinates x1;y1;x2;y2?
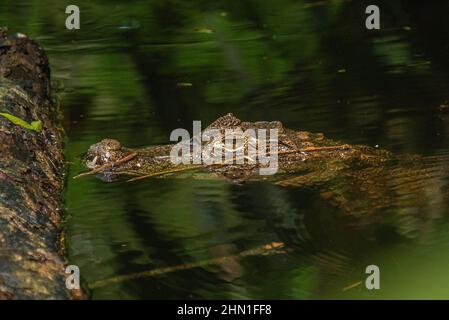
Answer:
85;138;124;169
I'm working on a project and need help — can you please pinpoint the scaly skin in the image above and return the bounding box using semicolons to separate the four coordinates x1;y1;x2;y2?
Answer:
85;113;395;181
83;113;449;222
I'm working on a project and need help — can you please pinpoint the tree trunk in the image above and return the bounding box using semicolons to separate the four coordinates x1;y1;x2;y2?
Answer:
0;29;80;299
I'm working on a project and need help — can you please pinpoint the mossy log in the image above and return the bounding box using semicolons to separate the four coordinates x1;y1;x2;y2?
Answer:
0;29;78;299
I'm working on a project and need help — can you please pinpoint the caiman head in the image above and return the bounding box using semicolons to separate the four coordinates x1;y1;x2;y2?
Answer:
85;138;126;169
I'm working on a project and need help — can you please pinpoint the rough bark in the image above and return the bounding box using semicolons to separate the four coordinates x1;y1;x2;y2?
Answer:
0;29;77;299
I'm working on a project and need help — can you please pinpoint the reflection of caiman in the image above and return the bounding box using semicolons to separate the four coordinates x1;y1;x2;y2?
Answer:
81;113;449;218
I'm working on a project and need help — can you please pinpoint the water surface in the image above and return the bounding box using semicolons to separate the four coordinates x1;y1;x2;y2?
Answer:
2;0;449;299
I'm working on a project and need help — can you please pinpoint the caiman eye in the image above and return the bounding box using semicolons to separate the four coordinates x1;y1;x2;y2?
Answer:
85;155;99;168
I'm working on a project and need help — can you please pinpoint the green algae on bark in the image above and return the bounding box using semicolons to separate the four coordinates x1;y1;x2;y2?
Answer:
0;112;42;132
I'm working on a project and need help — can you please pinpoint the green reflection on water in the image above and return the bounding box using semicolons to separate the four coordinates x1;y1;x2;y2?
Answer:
2;0;449;299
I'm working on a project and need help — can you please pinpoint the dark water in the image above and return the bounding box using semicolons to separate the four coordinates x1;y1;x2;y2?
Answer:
2;0;449;299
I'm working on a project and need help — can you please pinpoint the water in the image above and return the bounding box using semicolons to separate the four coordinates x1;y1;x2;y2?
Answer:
2;0;449;299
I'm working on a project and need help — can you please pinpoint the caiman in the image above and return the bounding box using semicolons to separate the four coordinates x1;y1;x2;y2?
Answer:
79;113;449;219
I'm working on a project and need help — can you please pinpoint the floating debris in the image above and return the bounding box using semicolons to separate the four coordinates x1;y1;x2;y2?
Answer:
177;82;193;87
89;242;288;289
73;152;138;179
343;280;362;291
194;28;215;34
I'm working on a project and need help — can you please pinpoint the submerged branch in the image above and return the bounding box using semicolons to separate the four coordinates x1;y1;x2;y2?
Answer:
89;242;288;289
75;144;352;182
73;152;138;179
126;165;202;182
